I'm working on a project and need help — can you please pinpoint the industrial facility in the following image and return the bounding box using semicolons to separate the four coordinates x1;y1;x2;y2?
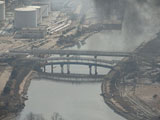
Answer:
14;2;50;29
0;0;52;39
0;0;123;39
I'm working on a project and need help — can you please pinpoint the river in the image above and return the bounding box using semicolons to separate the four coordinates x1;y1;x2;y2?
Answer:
18;30;143;120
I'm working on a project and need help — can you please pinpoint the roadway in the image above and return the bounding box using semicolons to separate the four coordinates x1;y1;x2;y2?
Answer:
35;72;105;83
10;49;132;57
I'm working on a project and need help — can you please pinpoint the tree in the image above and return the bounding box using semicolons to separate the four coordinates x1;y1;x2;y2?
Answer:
51;112;64;120
24;112;45;120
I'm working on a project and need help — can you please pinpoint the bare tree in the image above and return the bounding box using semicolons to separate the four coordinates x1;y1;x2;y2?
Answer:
25;112;35;120
51;112;64;120
24;112;45;120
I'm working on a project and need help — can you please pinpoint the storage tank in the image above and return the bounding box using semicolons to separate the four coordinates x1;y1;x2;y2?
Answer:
0;1;5;21
14;7;37;29
32;3;49;17
27;6;42;24
41;5;49;17
32;0;51;11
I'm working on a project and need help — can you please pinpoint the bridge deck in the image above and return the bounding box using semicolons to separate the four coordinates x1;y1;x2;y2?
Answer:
10;49;132;57
35;72;105;83
45;62;113;68
27;56;120;64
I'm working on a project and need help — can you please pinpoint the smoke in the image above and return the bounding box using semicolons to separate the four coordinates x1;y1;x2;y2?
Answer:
93;0;160;50
93;0;113;19
122;0;160;49
93;0;125;21
122;0;144;43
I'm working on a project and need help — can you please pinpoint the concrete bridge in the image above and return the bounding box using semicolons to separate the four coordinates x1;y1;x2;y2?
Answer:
10;49;132;57
10;49;131;83
26;56;119;75
35;72;106;83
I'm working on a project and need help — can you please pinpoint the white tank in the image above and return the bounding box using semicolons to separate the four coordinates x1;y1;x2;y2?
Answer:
0;1;5;21
32;0;51;11
41;5;49;17
27;6;42;24
32;3;49;17
14;7;37;29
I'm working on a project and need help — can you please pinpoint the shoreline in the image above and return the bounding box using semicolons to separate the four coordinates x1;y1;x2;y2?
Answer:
101;33;160;120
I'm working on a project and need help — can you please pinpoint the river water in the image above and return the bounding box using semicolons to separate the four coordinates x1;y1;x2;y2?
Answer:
18;30;144;120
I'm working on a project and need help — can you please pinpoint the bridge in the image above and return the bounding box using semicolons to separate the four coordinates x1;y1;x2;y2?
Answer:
35;72;106;83
10;49;132;57
10;49;131;83
25;56;119;75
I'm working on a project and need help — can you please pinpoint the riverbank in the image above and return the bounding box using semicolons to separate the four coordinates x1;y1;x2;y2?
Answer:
0;59;38;120
102;32;160;120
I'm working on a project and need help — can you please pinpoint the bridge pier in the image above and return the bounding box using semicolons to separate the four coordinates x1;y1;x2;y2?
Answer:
60;64;64;74
51;64;53;74
89;65;92;75
67;54;70;57
95;66;98;75
44;66;46;72
67;55;70;74
94;56;98;75
67;64;70;74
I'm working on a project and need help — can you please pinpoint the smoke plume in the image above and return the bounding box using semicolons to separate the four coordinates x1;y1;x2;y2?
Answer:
93;0;160;50
93;0;125;20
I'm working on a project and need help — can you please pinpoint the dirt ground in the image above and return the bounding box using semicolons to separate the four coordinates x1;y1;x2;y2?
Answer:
0;65;12;95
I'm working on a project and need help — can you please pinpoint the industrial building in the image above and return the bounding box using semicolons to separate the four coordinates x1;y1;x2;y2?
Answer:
12;0;52;39
0;0;52;38
15;27;47;39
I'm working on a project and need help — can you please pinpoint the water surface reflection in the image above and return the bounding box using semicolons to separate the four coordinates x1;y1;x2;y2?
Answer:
19;80;126;120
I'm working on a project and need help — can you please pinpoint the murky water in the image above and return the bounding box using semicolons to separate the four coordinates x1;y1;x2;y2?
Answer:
18;30;147;120
19;81;126;120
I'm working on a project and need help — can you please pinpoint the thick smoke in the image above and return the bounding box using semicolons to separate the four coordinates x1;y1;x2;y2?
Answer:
93;0;160;50
123;0;160;49
93;0;125;21
122;0;144;44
